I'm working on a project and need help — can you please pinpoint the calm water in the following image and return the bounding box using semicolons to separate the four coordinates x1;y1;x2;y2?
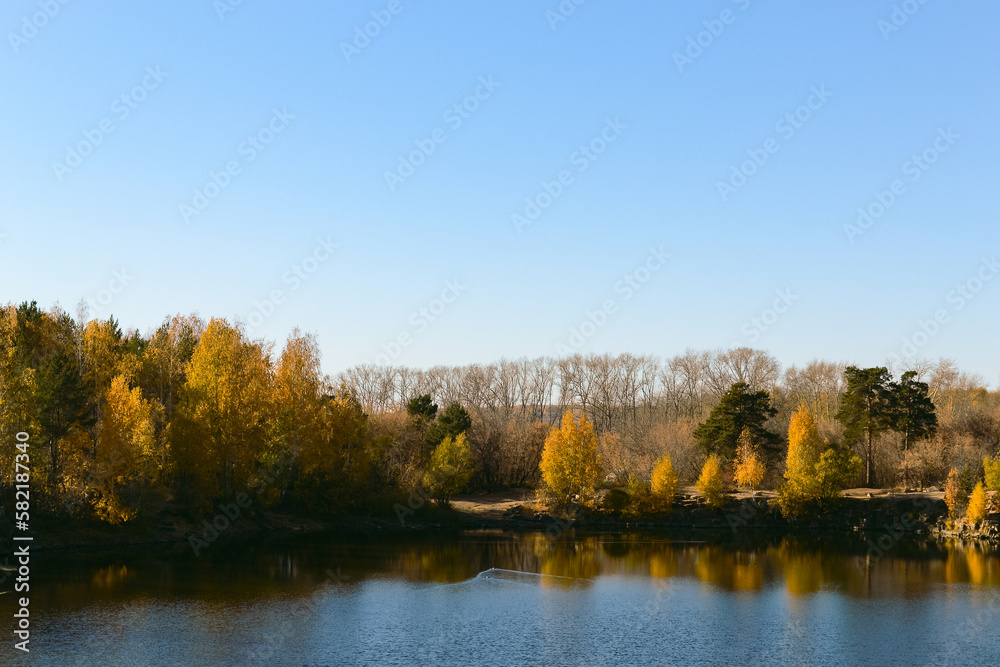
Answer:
11;530;1000;666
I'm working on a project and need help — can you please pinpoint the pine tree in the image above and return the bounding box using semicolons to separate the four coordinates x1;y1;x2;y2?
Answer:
837;367;893;487
693;382;780;459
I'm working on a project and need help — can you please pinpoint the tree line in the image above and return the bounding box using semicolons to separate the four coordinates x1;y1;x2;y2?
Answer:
1;301;998;526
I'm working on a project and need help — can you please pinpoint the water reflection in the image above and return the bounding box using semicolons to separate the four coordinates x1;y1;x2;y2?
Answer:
29;531;1000;611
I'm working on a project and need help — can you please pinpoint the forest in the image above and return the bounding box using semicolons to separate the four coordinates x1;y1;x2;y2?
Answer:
1;300;998;527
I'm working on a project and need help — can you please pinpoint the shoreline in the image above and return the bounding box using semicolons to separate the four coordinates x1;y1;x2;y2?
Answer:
7;489;997;554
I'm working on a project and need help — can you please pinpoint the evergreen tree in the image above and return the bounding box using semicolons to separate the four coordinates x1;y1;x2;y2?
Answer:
891;371;937;451
837;366;893;487
693;382;780;459
425;401;472;447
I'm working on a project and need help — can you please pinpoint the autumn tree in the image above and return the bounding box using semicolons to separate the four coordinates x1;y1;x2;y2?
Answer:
965;482;988;524
983;456;1000;493
82;318;126;420
733;428;765;496
294;387;372;514
172;319;276;512
778;403;862;518
837;366;893;487
539;412;601;504
944;468;966;518
423;433;473;504
693;382;780;459
650;452;679;510
696;454;727;508
88;375;160;523
0;305;39;504
138;314;202;418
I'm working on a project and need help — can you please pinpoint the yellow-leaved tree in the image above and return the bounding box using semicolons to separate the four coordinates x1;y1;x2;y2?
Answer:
82;318;126;422
172;318;275;512
734;428;765;496
944;468;966;518
650;452;679;511
90;374;161;523
294;385;372;514
539;412;601;504
965;482;988;524
0;306;39;495
423;433;473;504
696;454;727;508
778;403;862;518
984;456;1000;493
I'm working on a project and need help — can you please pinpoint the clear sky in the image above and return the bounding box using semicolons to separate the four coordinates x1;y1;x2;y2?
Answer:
1;1;997;383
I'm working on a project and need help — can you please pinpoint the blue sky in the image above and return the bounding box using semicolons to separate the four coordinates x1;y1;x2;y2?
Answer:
1;1;998;383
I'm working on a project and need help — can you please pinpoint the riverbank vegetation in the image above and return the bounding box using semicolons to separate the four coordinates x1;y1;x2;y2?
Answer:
1;301;998;531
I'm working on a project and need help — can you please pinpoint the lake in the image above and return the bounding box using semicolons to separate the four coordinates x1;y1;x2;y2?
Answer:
17;530;1000;666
